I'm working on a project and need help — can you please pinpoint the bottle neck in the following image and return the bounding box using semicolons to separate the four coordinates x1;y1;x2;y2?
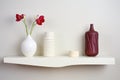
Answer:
90;24;94;31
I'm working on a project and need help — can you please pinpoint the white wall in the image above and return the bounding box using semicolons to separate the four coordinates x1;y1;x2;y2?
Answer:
0;0;120;80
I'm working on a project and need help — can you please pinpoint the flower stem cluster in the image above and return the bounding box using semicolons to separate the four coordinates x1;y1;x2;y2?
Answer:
16;14;45;36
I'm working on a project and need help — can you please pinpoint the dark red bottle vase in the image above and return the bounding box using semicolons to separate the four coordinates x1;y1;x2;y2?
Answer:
85;24;99;56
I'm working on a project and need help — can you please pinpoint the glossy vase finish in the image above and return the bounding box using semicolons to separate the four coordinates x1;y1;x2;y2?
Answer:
21;35;37;57
85;24;99;56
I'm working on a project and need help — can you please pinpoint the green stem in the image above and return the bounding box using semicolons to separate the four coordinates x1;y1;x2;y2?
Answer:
30;21;36;35
30;15;39;35
22;18;29;36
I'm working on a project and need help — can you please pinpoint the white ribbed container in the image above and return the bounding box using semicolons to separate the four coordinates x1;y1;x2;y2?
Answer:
43;32;55;56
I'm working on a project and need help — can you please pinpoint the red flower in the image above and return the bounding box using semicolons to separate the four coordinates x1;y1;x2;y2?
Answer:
36;15;45;25
16;14;24;21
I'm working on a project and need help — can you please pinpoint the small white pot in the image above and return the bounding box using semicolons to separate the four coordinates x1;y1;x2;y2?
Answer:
21;35;37;57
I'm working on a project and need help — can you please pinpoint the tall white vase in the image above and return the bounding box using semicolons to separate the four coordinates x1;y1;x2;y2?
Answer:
21;35;37;57
43;32;55;56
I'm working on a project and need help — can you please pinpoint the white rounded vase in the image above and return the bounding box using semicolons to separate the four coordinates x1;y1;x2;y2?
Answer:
21;35;37;57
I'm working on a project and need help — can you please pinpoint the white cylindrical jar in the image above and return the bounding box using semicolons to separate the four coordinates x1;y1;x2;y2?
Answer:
43;32;55;56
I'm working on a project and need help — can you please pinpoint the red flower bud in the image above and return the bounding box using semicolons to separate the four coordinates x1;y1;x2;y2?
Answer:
36;19;42;25
16;14;24;21
36;15;45;25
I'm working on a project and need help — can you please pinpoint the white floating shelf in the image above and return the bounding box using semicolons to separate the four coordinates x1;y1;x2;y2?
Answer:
4;56;115;67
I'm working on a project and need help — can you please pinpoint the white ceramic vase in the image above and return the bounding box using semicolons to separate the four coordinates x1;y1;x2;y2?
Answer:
21;35;37;57
43;32;55;56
